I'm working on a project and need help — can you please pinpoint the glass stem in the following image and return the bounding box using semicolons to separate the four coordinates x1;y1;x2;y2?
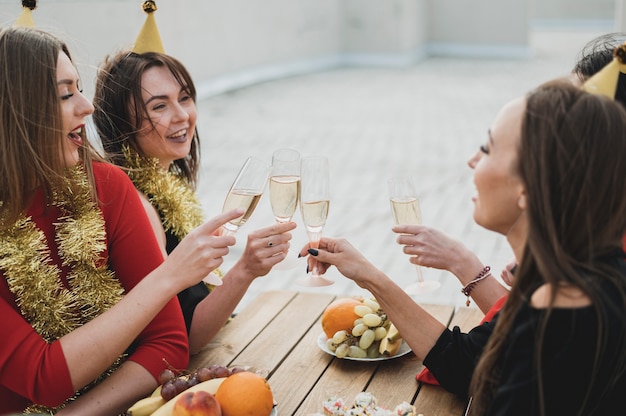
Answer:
307;230;322;277
414;264;425;284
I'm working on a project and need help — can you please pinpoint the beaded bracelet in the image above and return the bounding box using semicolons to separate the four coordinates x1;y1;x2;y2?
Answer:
461;266;491;307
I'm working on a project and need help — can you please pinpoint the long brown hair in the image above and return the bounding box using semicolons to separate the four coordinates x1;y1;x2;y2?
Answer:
0;27;101;227
93;51;200;188
469;80;626;414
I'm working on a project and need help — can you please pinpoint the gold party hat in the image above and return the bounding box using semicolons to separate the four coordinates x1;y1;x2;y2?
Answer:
132;0;165;54
14;0;36;28
582;42;626;99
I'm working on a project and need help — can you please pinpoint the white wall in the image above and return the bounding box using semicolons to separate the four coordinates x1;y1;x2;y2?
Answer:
0;0;615;100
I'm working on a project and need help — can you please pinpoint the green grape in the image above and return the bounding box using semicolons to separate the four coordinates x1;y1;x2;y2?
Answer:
366;341;381;358
352;323;368;337
335;343;350;358
354;305;374;317
332;330;348;344
362;298;380;312
326;338;337;352
374;326;387;341
359;329;376;349
362;313;382;327
348;345;367;358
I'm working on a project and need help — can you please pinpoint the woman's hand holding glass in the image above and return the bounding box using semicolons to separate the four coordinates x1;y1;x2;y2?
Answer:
388;176;440;295
164;209;242;290
297;155;333;286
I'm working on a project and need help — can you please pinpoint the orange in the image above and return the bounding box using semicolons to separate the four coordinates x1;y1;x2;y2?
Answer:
320;297;361;338
214;371;273;416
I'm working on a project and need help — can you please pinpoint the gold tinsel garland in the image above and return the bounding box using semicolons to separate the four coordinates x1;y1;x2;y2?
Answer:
122;147;223;287
123;146;204;239
0;166;125;413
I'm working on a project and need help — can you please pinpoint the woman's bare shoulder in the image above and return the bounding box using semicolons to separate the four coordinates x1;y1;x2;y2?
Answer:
530;283;591;309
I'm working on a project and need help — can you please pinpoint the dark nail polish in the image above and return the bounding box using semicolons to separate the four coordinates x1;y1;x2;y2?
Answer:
308;248;319;256
306;265;309;274
297;253;302;258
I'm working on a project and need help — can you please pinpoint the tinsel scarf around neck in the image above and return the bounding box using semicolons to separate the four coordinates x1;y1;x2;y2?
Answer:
123;146;204;240
0;166;125;413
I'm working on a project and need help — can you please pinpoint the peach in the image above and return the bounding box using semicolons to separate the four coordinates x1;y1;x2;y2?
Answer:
172;390;222;416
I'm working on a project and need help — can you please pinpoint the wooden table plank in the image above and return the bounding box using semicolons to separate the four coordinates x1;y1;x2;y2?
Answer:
298;357;378;414
269;322;334;415
188;290;298;370
231;292;335;375
413;307;484;416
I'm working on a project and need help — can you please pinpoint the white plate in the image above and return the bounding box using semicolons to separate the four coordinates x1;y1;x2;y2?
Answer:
317;333;412;361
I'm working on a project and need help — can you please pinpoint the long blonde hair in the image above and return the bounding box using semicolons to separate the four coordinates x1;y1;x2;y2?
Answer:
0;27;104;226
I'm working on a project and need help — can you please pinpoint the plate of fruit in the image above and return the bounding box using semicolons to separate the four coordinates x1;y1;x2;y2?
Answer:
316;297;412;361
126;365;277;415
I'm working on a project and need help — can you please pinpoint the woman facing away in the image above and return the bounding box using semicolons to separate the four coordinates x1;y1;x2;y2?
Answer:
0;26;242;415
92;50;296;355
301;80;626;414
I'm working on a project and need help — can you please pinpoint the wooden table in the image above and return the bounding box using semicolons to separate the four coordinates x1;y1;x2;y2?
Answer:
188;290;483;415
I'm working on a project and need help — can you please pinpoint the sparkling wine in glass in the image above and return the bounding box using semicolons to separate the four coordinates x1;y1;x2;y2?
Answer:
297;155;333;286
388;176;440;295
269;148;301;269
221;156;270;236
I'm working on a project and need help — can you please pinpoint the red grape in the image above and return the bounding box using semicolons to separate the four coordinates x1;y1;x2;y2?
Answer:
197;367;214;382
214;366;230;378
173;377;189;394
158;368;175;385
161;381;177;401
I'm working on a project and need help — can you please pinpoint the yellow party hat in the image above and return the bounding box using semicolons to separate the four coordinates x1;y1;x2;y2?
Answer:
582;42;626;99
14;0;36;28
132;0;165;54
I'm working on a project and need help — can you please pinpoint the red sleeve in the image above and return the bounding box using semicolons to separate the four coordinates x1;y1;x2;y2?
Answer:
0;163;188;411
94;162;189;379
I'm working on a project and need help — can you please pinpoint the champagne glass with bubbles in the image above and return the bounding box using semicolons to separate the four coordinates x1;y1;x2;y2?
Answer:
388;176;440;295
221;157;270;236
297;156;333;286
269;148;301;269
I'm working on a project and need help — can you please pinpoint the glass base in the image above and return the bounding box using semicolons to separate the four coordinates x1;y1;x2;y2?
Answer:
296;275;334;287
272;249;300;271
203;272;223;286
405;280;440;295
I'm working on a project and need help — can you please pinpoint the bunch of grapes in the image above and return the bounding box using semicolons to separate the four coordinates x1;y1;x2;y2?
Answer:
158;365;246;400
326;298;390;359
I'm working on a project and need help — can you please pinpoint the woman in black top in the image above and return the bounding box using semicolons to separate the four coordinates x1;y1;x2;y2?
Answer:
302;80;626;414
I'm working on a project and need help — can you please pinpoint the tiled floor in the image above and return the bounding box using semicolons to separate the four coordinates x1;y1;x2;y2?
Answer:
194;28;606;312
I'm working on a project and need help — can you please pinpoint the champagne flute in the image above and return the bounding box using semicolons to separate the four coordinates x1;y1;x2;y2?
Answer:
388;176;440;295
297;155;333;286
269;148;301;270
221;156;270;236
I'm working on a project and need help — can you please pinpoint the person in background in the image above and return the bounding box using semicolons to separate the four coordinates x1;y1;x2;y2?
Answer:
0;25;243;415
302;79;626;414
93;1;295;354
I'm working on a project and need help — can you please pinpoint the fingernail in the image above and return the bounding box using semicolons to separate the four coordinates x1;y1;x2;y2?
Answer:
297;253;302;258
308;248;318;256
306;265;309;274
